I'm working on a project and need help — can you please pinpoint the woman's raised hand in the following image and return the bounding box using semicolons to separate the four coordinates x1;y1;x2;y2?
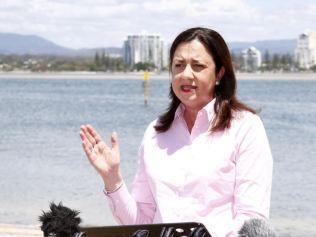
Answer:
80;124;123;192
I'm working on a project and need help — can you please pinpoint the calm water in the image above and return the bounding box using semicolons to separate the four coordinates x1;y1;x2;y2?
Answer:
0;78;315;236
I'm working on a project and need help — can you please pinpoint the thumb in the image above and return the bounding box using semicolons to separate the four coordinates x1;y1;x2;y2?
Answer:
111;132;119;151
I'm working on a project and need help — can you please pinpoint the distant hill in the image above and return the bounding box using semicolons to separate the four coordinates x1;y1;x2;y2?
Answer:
228;39;297;55
0;32;296;56
0;33;122;57
0;33;75;55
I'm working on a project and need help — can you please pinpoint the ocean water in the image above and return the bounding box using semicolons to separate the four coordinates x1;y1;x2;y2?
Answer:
0;77;315;236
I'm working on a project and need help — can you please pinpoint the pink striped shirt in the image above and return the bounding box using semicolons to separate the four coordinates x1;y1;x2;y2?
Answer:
105;99;273;237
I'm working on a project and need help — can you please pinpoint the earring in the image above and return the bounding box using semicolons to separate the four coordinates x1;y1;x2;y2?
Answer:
215;81;220;85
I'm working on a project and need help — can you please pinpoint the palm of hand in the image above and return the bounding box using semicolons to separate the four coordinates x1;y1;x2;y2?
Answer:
90;140;120;175
80;124;120;178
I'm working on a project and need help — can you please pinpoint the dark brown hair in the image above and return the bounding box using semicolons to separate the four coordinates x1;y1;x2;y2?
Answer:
154;27;255;133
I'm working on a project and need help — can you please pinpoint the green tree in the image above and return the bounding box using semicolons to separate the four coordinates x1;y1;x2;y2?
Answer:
94;52;100;68
272;54;280;69
263;50;270;63
133;62;155;71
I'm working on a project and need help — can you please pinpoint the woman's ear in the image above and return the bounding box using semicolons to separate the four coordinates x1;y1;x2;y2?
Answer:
216;67;225;82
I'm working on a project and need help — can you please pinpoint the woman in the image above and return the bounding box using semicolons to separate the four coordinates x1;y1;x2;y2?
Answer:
80;27;273;237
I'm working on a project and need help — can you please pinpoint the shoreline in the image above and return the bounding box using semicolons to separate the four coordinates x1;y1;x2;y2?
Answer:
0;223;41;237
0;71;316;80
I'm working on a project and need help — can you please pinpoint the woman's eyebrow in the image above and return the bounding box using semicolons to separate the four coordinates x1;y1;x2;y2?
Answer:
172;57;185;62
172;57;208;64
191;59;204;63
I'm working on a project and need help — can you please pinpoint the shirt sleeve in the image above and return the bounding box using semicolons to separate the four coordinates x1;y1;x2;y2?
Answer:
228;114;273;237
104;141;156;225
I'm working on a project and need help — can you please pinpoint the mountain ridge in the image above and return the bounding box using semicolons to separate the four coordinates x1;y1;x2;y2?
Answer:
0;32;122;57
0;32;296;56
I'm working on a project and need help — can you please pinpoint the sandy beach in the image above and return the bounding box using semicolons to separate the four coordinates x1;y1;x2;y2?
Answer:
0;224;41;237
0;71;316;80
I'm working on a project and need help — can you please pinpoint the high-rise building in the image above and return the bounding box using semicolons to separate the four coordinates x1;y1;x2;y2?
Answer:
295;31;316;69
123;34;164;71
241;46;262;72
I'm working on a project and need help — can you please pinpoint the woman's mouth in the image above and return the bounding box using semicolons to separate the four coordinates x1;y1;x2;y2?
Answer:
181;85;197;92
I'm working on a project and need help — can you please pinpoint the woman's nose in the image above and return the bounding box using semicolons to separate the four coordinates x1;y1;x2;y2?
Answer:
182;64;194;79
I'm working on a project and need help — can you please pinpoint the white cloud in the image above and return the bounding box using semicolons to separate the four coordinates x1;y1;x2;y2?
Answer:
0;0;315;48
143;0;189;12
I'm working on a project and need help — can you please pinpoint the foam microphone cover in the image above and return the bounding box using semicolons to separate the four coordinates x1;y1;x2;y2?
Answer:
238;218;276;237
39;202;83;237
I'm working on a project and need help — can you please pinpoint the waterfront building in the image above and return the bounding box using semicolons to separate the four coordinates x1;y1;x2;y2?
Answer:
123;33;164;71
295;31;316;69
241;46;262;72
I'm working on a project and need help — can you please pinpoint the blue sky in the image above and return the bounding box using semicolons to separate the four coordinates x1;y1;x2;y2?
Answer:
1;0;315;48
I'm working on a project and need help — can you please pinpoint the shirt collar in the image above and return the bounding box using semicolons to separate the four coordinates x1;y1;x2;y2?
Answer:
174;98;216;123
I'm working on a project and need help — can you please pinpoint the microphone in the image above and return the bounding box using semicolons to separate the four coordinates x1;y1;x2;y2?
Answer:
39;202;85;237
238;218;276;237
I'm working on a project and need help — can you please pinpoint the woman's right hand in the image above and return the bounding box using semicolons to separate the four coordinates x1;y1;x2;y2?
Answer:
80;124;123;192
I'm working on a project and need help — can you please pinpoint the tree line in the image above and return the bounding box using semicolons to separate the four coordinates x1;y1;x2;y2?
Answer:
231;50;302;72
0;52;126;72
0;51;315;72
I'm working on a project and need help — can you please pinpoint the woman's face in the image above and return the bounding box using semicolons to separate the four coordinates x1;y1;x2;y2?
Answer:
171;39;218;111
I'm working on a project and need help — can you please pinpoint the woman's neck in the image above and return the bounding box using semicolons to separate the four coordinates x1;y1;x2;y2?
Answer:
183;107;200;133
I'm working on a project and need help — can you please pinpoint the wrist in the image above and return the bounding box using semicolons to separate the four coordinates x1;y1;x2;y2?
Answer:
104;180;123;194
102;171;123;192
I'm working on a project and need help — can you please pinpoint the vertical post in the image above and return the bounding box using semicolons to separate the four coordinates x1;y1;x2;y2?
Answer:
143;70;150;105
